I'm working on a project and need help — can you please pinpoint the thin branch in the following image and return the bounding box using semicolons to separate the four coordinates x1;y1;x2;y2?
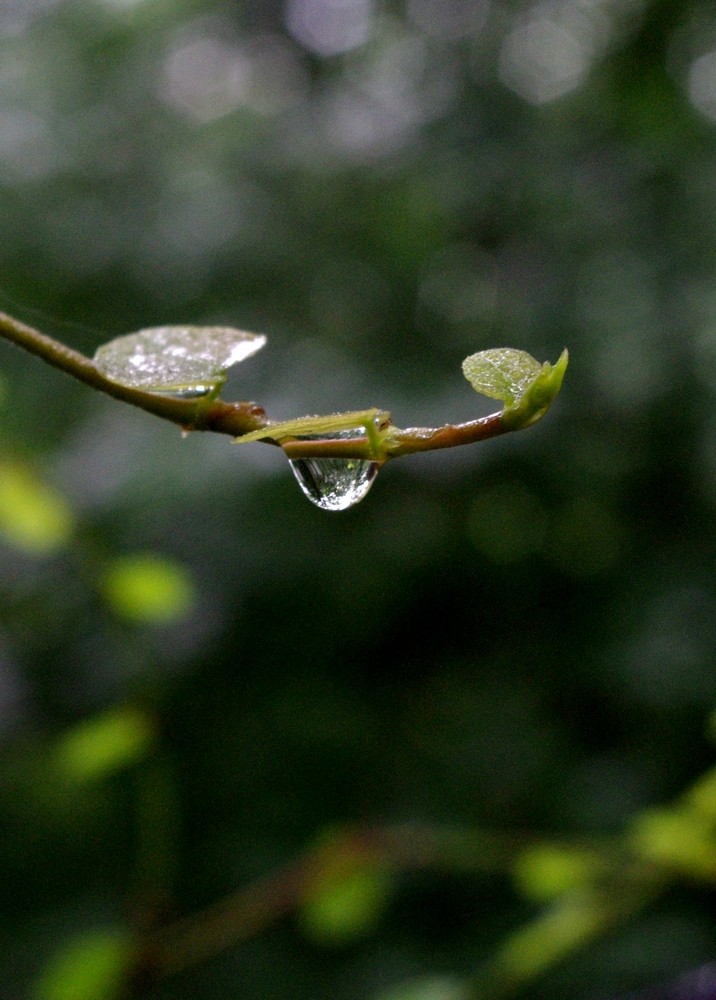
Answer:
0;310;553;459
0;311;269;436
130;824;515;985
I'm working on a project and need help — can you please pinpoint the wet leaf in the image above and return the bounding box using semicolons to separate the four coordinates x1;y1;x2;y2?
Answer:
93;325;266;397
462;347;568;430
462;348;543;404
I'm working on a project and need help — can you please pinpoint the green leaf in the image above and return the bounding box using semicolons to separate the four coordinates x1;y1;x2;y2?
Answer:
461;347;568;430
462;348;543;403
55;706;155;783
93;325;266;397
101;553;195;624
33;929;132;1000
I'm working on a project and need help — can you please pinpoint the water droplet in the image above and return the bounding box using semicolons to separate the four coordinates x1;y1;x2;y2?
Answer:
290;456;379;510
287;431;379;511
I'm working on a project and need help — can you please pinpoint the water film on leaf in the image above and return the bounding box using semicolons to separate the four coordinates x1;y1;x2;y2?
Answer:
461;348;544;404
93;325;266;398
462;347;568;430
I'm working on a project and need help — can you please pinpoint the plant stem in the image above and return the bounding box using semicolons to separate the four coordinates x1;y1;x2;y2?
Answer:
0;310;522;457
0;311;269;434
132;823;513;984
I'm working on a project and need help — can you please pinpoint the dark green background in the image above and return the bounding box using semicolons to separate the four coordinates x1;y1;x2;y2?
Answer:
2;0;716;996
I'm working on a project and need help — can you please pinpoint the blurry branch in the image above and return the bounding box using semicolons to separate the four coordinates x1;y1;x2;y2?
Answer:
127;757;716;1000
131;823;518;986
127;820;664;997
0;311;564;461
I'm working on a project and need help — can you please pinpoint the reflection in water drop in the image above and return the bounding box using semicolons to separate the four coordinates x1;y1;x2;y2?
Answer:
286;431;379;511
289;456;379;511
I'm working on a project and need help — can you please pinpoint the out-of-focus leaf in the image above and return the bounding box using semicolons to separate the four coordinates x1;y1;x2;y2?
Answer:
513;844;603;902
688;764;716;821
101;552;195;624
33;929;132;1000
55;705;155;783
93;325;266;397
0;460;73;554
298;839;392;945
630;808;716;880
494;893;608;982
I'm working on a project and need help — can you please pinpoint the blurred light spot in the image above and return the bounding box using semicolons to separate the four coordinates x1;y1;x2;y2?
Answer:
285;0;374;57
161;31;306;121
500;15;589;104
102;553;195;624
316;31;458;158
499;0;638;105
407;0;490;40
688;50;716;123
0;461;73;555
0;0;58;34
467;481;546;564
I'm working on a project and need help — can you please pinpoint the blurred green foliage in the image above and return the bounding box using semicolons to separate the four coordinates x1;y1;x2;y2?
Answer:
2;0;716;998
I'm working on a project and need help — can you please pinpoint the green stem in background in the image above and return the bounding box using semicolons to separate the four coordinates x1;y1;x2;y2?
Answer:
0;311;565;461
128;820;665;995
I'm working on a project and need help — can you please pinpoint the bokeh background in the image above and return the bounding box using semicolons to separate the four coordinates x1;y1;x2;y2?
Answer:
3;0;716;997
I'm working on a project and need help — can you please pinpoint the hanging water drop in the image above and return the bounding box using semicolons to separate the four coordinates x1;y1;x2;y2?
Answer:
286;431;380;511
290;456;379;511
